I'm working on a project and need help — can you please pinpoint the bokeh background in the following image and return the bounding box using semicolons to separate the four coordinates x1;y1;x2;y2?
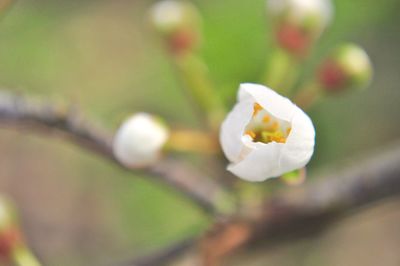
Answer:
0;0;399;265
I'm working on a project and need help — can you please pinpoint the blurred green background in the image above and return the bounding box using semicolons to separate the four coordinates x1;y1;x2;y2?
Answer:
0;0;399;265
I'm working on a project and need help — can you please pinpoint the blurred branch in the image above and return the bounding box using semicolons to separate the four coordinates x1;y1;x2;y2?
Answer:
2;90;400;266
115;237;196;266
200;144;400;265
129;143;400;266
0;90;232;214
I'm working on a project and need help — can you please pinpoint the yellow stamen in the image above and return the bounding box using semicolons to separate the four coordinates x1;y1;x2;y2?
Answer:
253;103;262;117
261;131;287;144
245;130;256;139
270;136;286;143
267;121;279;132
262;115;271;123
246;106;291;144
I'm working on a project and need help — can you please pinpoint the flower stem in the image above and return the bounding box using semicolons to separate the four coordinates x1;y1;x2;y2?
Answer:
263;47;300;97
294;82;322;110
12;246;42;266
165;129;219;154
280;168;307;186
173;53;226;131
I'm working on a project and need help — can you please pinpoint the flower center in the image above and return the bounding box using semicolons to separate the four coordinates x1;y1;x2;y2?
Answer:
244;103;291;144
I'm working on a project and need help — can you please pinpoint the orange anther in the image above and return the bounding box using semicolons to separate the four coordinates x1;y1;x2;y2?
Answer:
245;130;256;139
253;103;263;117
262;115;271;123
270;136;286;143
269;121;279;132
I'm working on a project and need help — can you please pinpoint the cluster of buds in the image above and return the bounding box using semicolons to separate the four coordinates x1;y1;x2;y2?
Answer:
136;1;372;184
149;0;202;55
113;113;169;168
317;43;373;93
267;0;333;56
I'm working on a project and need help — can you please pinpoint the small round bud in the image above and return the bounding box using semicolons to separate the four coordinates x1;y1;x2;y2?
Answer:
113;113;169;168
267;0;333;55
149;0;202;54
318;43;373;92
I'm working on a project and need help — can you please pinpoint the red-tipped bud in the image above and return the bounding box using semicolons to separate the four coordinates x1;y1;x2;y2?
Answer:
149;0;202;55
0;226;21;259
0;197;21;260
267;0;333;56
318;43;373;93
276;23;311;56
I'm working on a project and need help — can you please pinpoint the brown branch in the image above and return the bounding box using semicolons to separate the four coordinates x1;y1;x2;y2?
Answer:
200;144;400;265
2;90;400;266
122;143;400;266
114;237;196;266
0;90;232;214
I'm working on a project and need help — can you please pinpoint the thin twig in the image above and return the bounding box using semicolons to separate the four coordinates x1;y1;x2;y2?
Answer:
0;90;232;214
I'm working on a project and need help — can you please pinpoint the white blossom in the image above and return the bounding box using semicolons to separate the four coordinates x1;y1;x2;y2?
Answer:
220;83;315;182
113;113;169;168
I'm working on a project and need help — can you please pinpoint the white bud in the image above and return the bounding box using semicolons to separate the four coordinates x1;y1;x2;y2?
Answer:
113;113;169;168
267;0;333;37
151;1;186;32
150;0;200;35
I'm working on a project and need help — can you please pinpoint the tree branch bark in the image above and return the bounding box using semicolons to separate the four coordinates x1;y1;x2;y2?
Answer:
0;90;232;214
121;143;400;266
200;143;400;265
1;90;400;266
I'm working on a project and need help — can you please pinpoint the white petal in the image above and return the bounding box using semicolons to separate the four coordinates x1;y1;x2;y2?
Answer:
279;108;315;172
227;108;315;181
238;83;296;122
227;142;285;182
219;97;254;162
221;83;316;182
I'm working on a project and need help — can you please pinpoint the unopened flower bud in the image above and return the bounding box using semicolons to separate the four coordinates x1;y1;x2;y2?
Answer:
150;0;202;54
113;113;169;168
267;0;333;56
318;43;373;92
